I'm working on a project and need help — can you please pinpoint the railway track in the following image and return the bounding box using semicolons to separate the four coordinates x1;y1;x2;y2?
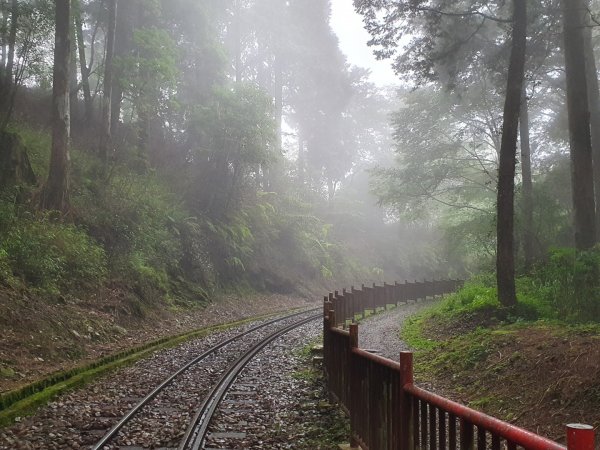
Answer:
179;313;319;450
91;309;320;450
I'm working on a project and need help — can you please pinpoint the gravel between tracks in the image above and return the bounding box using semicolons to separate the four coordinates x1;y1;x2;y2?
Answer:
0;298;440;450
0;311;317;450
204;320;338;449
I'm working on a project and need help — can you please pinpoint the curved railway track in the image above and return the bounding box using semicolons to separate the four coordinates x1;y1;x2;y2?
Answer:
92;308;320;450
178;313;319;450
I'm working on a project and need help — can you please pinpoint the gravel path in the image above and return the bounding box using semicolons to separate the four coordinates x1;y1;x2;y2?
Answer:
357;298;438;360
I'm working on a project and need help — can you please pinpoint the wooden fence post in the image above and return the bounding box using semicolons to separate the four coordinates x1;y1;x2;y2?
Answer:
400;352;414;450
349;323;359;449
567;424;595;450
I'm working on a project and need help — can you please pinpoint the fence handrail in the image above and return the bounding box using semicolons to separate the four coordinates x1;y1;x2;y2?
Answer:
352;347;401;371
404;383;566;450
322;280;596;450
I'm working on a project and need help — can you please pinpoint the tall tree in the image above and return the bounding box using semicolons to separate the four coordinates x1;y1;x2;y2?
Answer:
583;4;600;236
0;0;17;116
561;0;597;249
99;0;117;164
0;0;7;82
3;0;16;91
496;0;527;307
40;0;71;212
520;85;534;269
110;0;135;134
74;0;93;121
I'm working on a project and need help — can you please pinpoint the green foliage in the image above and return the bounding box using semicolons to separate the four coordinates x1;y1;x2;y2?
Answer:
74;169;188;300
0;248;14;286
0;205;107;292
526;247;600;322
441;277;499;314
7;123;51;177
116;27;179;122
404;248;600;354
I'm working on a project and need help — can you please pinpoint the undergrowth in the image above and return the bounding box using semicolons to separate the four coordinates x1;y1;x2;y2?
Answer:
402;246;600;381
1;123;374;304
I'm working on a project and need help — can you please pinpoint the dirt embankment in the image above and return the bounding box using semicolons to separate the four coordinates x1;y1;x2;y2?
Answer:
0;285;318;394
356;304;600;445
420;323;600;444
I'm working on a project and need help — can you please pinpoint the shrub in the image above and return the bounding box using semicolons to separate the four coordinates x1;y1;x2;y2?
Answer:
0;208;107;293
530;247;600;322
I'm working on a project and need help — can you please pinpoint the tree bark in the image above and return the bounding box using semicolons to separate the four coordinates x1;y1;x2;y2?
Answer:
519;85;534;270
583;4;600;237
3;0;16;91
562;0;597;249
496;0;527;308
40;0;71;213
0;0;8;81
233;0;242;84
110;0;133;134
74;0;93;122
69;15;80;122
99;0;117;164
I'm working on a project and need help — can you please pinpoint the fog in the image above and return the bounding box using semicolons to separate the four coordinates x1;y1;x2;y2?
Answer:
1;0;593;295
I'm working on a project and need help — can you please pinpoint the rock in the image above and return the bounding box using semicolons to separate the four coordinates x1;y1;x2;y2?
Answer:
0;366;15;378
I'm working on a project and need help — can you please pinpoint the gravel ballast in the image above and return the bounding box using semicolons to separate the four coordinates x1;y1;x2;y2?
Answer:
0;296;439;449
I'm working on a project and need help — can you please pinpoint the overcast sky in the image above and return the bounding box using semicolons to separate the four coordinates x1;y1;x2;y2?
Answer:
330;0;398;86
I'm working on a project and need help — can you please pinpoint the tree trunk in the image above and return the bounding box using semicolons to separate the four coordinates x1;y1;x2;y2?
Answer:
40;0;71;213
0;0;16;117
0;0;8;81
110;0;133;134
69;16;80;123
496;0;527;308
3;0;16;91
583;4;600;237
74;0;93;122
234;0;242;84
562;0;597;249
519;85;534;270
99;0;117;164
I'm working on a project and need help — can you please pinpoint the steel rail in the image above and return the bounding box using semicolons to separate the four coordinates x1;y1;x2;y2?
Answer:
179;313;321;450
92;308;319;450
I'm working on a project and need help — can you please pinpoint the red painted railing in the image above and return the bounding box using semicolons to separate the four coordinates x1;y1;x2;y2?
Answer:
322;282;596;450
325;279;462;330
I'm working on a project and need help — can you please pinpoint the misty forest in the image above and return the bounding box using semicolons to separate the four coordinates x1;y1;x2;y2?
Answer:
0;0;599;448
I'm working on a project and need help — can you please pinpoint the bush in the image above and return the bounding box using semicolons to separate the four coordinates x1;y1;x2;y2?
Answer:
0;210;107;293
529;247;600;322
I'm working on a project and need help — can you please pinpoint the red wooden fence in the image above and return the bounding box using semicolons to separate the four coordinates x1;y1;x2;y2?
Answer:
322;281;596;450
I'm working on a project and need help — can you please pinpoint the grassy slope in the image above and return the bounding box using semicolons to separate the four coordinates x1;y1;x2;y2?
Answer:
402;277;600;444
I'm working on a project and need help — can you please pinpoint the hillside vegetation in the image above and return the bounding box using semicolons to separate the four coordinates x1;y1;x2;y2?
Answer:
402;250;600;442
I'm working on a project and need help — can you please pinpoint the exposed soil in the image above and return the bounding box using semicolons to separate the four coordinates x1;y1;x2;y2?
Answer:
416;320;600;446
0;284;318;394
